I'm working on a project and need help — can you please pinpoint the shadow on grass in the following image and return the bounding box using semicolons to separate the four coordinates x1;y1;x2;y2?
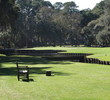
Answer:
0;67;71;77
0;63;2;68
0;55;72;78
0;66;52;76
0;56;72;65
30;67;72;76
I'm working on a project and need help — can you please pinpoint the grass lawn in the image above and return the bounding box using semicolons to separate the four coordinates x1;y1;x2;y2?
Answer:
0;47;110;100
30;46;110;61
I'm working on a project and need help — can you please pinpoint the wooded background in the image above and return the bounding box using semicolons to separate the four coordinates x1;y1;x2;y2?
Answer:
0;0;110;48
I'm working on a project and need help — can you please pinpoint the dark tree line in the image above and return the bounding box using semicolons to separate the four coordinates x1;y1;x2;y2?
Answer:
0;0;110;48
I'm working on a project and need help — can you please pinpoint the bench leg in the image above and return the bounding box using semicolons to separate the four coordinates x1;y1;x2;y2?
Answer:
17;73;20;81
26;73;29;81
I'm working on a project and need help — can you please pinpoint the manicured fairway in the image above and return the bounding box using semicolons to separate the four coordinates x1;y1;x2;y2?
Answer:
0;47;110;100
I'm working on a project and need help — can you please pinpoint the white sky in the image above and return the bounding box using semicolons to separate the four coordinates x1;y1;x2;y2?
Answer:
45;0;103;10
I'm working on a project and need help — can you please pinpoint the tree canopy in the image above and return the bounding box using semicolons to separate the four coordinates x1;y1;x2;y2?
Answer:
0;0;110;48
0;0;19;31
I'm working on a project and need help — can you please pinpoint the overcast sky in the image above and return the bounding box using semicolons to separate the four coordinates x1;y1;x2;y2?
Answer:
45;0;103;10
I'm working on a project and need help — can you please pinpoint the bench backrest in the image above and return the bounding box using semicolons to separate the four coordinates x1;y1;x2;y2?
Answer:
16;62;29;72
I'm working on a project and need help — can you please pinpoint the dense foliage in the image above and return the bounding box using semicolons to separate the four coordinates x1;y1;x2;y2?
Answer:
0;0;110;48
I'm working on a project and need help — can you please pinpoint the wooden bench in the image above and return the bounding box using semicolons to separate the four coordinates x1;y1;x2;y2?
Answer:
16;62;29;81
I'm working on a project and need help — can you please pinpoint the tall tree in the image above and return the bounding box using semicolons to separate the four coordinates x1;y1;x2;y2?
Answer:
0;0;19;31
53;2;63;11
63;1;78;13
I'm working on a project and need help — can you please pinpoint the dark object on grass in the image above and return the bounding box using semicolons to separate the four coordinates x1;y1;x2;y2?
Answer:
16;62;29;81
29;79;34;81
46;71;52;76
22;79;34;82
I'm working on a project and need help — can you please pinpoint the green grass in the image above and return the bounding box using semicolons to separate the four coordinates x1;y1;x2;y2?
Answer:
1;47;110;100
30;46;110;61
